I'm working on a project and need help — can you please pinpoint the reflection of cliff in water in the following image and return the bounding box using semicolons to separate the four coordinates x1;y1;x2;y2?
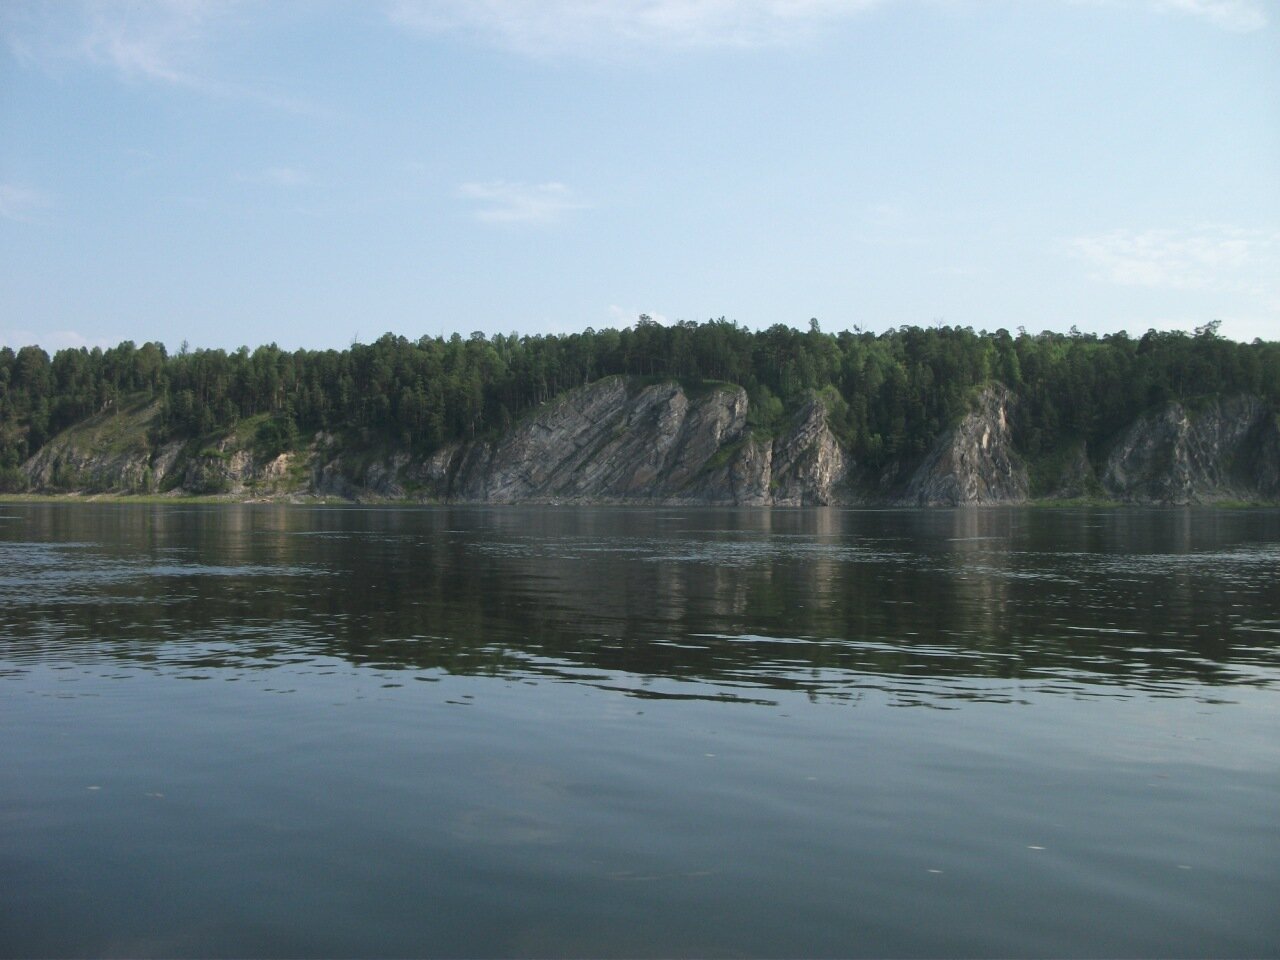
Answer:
2;504;1278;703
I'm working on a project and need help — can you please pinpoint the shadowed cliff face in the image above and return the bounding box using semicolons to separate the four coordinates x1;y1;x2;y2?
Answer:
1103;396;1280;504
17;378;1280;505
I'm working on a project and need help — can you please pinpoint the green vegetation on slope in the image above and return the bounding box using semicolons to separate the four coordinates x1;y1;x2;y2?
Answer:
2;319;1278;492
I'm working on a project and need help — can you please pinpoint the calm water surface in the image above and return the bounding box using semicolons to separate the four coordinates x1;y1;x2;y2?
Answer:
1;504;1278;958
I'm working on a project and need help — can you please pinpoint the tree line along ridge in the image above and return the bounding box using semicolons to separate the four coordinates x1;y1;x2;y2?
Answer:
2;319;1277;493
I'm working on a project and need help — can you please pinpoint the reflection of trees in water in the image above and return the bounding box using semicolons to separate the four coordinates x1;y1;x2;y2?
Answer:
2;504;1278;701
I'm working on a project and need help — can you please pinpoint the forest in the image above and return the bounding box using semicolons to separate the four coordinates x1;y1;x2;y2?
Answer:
2;318;1278;492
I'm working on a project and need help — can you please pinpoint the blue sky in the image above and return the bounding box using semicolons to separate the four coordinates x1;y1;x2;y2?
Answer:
1;0;1276;352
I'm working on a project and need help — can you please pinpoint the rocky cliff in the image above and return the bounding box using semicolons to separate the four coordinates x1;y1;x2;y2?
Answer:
1103;396;1280;504
22;399;173;494
15;379;1280;505
317;378;848;505
899;385;1029;506
22;398;314;499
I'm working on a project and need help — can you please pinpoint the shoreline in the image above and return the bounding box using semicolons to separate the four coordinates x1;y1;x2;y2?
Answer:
0;493;1272;509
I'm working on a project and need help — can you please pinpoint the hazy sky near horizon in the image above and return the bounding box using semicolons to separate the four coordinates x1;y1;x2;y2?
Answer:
1;0;1277;352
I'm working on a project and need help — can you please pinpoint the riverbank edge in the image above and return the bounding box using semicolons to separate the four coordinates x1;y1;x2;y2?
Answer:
2;493;1275;508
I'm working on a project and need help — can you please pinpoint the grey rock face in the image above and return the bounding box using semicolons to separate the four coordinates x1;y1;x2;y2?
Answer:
20;377;1277;505
1103;396;1278;503
770;400;848;506
21;400;311;498
900;385;1029;506
22;401;178;494
1249;416;1280;499
415;378;745;502
24;435;161;493
394;377;846;505
180;445;300;496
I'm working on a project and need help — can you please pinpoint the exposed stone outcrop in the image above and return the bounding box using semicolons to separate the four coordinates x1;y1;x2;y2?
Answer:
899;385;1029;506
1103;396;1280;504
179;443;303;497
22;400;178;494
1249;416;1280;500
16;378;1278;505
23;436;172;494
21;399;314;498
769;400;848;506
367;378;846;505
467;378;747;502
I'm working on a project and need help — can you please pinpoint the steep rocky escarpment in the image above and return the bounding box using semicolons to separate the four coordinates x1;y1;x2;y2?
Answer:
22;399;168;493
1249;415;1280;500
449;378;747;502
21;399;314;498
899;385;1029;506
1103;396;1280;504
768;400;849;506
15;378;1279;505
353;378;847;505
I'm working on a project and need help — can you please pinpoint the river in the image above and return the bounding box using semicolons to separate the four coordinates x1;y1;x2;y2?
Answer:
1;504;1277;957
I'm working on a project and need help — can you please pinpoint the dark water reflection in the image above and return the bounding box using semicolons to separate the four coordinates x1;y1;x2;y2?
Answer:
2;505;1277;703
2;504;1278;957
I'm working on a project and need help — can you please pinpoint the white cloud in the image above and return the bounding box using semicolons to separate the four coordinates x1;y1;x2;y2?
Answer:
1;2;324;113
1067;226;1280;342
864;201;906;229
459;181;587;224
608;305;671;326
238;166;312;188
1068;0;1266;30
0;183;50;223
1149;0;1266;31
5;0;1259;84
0;328;117;351
389;0;888;56
1068;226;1280;297
0;328;38;350
931;264;974;278
54;0;232;86
389;0;1266;56
46;329;120;350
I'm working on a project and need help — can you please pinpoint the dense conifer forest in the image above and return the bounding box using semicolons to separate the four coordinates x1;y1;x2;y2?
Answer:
2;319;1277;492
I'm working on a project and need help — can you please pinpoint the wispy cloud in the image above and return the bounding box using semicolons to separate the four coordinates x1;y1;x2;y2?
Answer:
1149;0;1266;32
864;201;907;230
931;264;975;278
389;0;888;57
389;0;1266;56
608;305;671;326
1068;225;1280;301
237;166;312;188
1;0;235;86
459;181;587;224
2;1;324;113
0;183;51;223
1069;0;1266;31
0;327;118;351
0;328;43;350
47;329;121;350
77;0;227;85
